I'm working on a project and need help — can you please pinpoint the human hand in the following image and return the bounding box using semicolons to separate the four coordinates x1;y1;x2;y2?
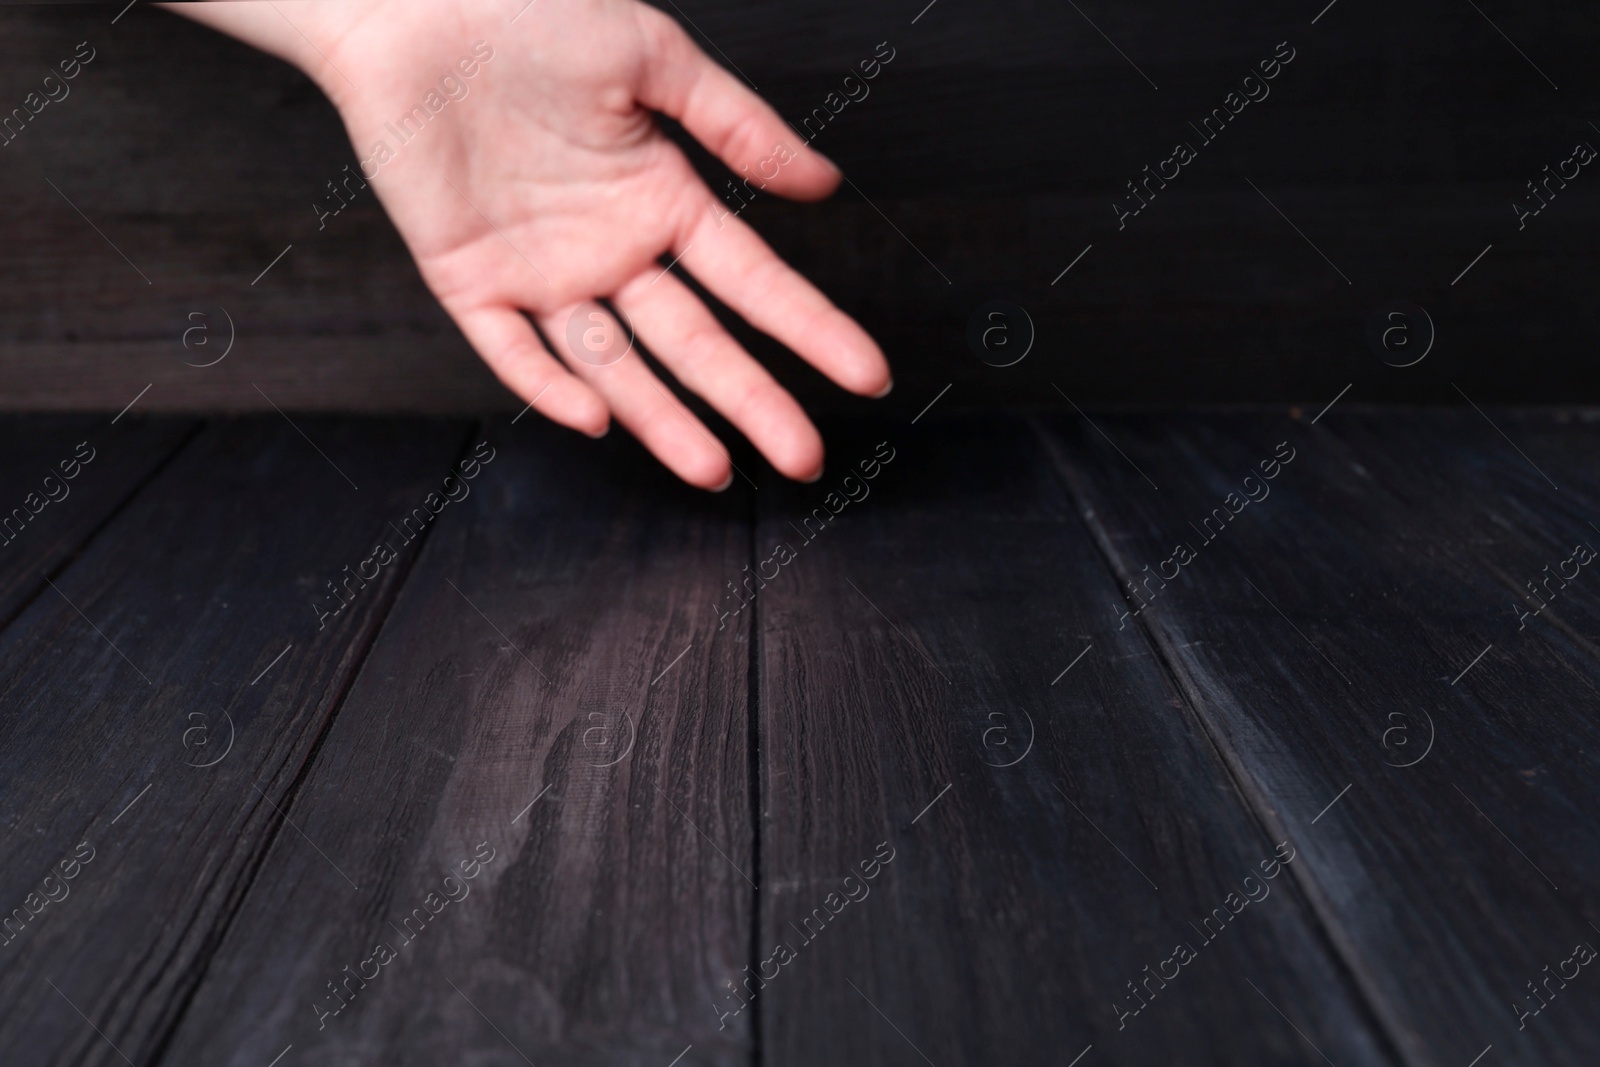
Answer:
171;0;891;489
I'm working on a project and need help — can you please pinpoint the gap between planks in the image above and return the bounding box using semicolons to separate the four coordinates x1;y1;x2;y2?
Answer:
1027;415;1422;1067
135;419;488;1064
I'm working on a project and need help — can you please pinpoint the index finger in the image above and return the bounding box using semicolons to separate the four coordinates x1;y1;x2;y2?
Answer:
677;208;891;399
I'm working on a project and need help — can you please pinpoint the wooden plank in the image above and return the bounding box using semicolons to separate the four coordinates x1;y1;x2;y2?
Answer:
753;417;1402;1065
1037;407;1600;1066
0;413;193;622
154;419;755;1067
0;415;472;1066
0;4;517;414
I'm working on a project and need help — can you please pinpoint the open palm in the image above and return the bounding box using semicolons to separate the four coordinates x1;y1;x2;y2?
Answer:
186;0;890;488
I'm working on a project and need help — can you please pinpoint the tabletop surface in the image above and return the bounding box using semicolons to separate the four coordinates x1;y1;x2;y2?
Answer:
0;407;1596;1067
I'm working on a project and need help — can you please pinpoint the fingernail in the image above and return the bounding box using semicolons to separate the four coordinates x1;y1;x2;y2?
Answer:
871;378;894;399
802;463;824;484
712;472;734;492
587;422;609;439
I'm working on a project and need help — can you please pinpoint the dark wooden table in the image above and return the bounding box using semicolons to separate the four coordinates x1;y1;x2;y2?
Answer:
0;407;1596;1067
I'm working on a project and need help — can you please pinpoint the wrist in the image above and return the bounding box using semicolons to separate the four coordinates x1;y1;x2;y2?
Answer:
275;0;389;108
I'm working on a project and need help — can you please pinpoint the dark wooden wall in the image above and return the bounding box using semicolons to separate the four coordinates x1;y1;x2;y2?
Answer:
1;0;1597;412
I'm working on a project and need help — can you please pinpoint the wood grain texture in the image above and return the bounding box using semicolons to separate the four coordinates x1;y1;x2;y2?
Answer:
751;418;1402;1066
1037;407;1600;1066
0;415;472;1066
0;5;509;413
155;419;756;1067
0;413;194;622
3;408;1598;1065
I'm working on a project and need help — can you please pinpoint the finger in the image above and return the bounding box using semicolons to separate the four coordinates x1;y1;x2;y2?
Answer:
634;6;840;202
451;304;610;437
615;267;823;482
677;209;891;397
536;303;734;491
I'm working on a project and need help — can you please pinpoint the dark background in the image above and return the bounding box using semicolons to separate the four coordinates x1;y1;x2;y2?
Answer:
0;0;1596;413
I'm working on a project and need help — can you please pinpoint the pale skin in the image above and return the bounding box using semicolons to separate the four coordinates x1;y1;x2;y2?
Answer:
164;0;891;489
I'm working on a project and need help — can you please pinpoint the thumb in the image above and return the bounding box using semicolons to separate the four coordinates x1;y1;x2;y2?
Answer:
632;5;841;202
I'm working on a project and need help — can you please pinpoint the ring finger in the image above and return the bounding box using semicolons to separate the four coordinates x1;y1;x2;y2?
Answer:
536;301;735;491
